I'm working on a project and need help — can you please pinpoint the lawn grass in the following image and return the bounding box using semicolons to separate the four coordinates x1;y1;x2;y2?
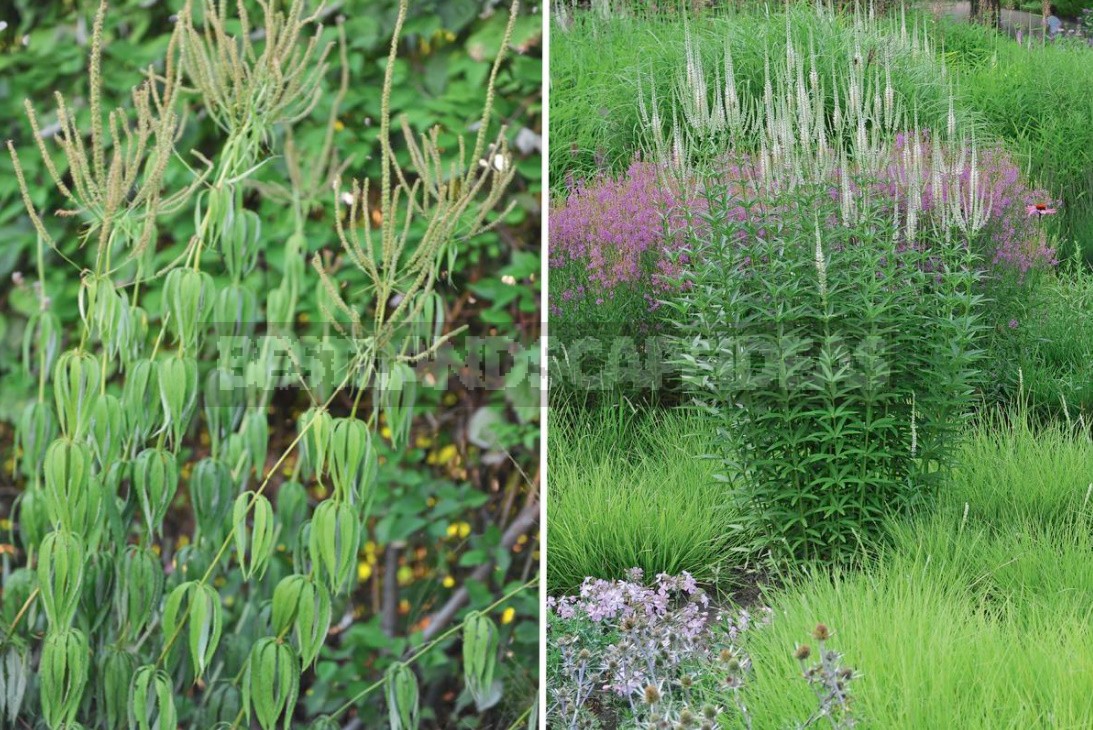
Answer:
734;406;1093;728
546;405;743;594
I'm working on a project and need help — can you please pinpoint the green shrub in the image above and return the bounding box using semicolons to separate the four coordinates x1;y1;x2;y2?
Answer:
546;406;741;594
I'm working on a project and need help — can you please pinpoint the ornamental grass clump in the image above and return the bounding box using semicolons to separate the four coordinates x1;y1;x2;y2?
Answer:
660;16;996;562
2;1;528;728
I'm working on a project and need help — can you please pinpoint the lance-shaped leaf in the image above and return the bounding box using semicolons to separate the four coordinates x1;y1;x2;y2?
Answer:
98;647;136;730
200;681;242;727
128;665;177;730
38;530;84;627
0;568;36;631
233;492;275;581
16;400;55;479
309;500;361;595
163;267;214;350
462;611;501;711
224;432;254;491
380;361;417;448
191;457;235;542
328;417;374;504
42;438;95;532
296;406;333;482
79;273;132;361
133;447;179;537
204;367;246;451
123;358;160;444
222;208;261;281
22;308;61;380
16;488;48;555
79;549;115;634
53;349;100;440
40;628;89;728
386;663;420;730
271;574;331;668
214;281;259;338
242;409;270;477
163;581;224;678
275;480;309;550
89;392;126;467
0;644;29;725
242;638;300;730
114;546;164;639
157;355;200;448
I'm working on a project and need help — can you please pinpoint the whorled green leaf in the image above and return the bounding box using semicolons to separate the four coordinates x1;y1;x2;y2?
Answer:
22;308;61;380
233;491;275;581
37;530;84;627
128;665;177;730
78;550;115;634
0;643;29;725
462;611;501;711
242;409;270;478
123;358;160;444
308;500;361;595
191;457;235;542
162;581;224;678
42;438;103;543
327;417;375;504
214;281;259;338
380;361;417;448
221;207;261;281
275;480;309;550
40;628;89;728
163;267;215;351
224;432;253;491
200;681;242;726
16;487;48;555
204;367;246;451
132;447;179;537
15;400;55;479
307;717;340;730
157;355;200;448
296;406;333;482
78;273;133;361
88;392;126;468
242;638;300;730
114;546;164;640
53;349;100;440
0;568;36;632
98;647;136;730
386;662;420;730
271;574;331;669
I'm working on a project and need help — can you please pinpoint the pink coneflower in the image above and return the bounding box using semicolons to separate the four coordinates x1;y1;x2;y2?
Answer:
1026;203;1057;217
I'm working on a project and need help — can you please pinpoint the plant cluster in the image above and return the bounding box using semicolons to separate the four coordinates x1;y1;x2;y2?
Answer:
546;570;862;730
654;18;1000;561
0;1;537;728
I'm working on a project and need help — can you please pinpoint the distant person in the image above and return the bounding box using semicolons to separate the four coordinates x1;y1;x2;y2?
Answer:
1046;6;1063;39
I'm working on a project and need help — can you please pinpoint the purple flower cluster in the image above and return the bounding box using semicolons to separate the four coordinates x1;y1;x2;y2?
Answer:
880;135;1057;275
549;141;1055;320
547;570;772;728
548;161;692;318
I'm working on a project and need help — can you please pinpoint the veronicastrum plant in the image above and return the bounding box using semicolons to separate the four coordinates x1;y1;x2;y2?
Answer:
2;1;531;728
657;12;995;562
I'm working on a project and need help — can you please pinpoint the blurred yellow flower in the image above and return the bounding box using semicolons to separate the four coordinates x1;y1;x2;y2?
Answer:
397;565;413;585
442;575;455;588
358;561;372;582
500;607;516;625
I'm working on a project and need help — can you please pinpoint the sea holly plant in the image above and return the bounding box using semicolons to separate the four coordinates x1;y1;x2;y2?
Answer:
2;0;536;727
